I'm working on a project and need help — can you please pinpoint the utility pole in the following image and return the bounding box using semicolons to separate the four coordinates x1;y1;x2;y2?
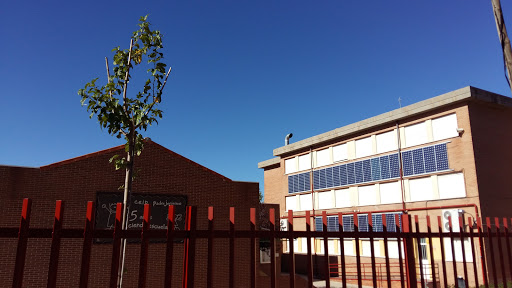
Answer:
492;0;512;95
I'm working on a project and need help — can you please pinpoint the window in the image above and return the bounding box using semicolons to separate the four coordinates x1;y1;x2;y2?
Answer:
376;130;398;154
343;240;355;256
355;137;373;158
285;158;297;174
358;185;377;206
333;143;348;162
438;173;466;199
335;189;351;208
380;181;402;204
404;122;428;148
444;238;473;262
316;148;331;167
387;240;405;259
362;240;381;257
432;114;458;141
285;196;297;211
298;153;311;171
318;191;334;210
299;194;313;211
409;177;434;202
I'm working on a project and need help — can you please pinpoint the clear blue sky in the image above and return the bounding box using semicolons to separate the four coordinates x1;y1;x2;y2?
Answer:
1;1;511;198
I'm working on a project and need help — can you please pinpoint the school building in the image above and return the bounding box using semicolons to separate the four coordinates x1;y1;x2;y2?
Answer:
258;86;512;286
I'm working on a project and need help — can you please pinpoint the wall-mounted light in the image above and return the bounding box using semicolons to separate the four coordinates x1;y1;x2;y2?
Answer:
456;128;464;136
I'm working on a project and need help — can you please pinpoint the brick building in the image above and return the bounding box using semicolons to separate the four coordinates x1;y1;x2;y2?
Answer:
258;86;512;286
1;140;261;287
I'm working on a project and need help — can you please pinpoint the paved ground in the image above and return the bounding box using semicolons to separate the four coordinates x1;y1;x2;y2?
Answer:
312;280;373;288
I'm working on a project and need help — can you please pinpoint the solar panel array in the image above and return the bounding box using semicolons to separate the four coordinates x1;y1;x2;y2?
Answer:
314;213;403;232
288;143;449;194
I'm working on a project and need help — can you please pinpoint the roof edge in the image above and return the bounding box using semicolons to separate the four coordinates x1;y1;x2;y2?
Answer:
258;157;280;169
272;86;503;157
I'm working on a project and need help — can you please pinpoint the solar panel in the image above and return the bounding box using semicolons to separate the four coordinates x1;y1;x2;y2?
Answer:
332;165;341;187
343;215;354;232
358;215;369;232
435;143;449;170
423;146;436;173
318;169;326;189
339;164;347;186
402;151;413;176
288;175;294;194
412;149;425;174
371;158;381;181
325;167;333;188
304;172;311;191
372;214;383;232
315;217;323;232
380;155;390;179
389;154;400;178
313;170;320;190
347;163;355;184
327;216;339;231
355;161;364;184
363;159;372;182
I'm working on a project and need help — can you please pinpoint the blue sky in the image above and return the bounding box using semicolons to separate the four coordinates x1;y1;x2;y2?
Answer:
1;1;511;197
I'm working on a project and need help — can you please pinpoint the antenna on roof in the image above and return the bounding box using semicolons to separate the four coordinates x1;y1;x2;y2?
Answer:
398;97;402;108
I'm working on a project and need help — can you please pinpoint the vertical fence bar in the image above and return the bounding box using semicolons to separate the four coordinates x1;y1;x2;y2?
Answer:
382;214;392;288
109;203;123;288
79;201;95;288
396;214;405;288
12;198;32;288
403;214;417;288
468;217;479;288
322;211;330;288
269;208;276;288
137;204;151;288
47;200;64;288
228;207;235;288
426;216;437;288
208;207;215;288
164;205;175;288
458;216;469;288
182;206;197;288
448;216;458;288
504;218;512;287
288;210;295;288
496;218;507;288
250;208;255;288
487;217;499;288
414;215;425;288
338;212;347;288
354;213;362;288
477;218;489;288
368;213;378;288
306;211;313;288
437;216;448;288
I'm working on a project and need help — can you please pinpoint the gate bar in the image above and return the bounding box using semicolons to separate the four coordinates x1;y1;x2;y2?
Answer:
164;205;175;288
47;200;64;288
306;211;313;288
109;203;123;288
137;204;150;288
368;213;377;288
468;217;479;288
477;218;489;288
487;217;499;288
322;211;330;288
269;208;276;288
338;212;347;288
12;198;32;288
382;214;392;288
495;218;507;288
250;208;256;288
504;218;512;287
229;207;235;288
426;216;437;288
79;201;95;288
354;213;362;288
458;216;469;288
288;210;295;288
396;214;405;288
414;215;425;288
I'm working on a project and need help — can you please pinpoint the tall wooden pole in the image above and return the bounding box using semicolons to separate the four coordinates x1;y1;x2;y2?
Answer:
492;0;512;95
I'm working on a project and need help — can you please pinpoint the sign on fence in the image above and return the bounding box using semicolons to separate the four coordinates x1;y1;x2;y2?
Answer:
95;192;187;242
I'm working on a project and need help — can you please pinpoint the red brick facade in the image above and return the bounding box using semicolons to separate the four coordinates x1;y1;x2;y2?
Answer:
0;140;260;287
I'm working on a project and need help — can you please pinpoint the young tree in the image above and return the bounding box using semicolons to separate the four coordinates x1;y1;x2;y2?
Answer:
78;15;171;287
492;0;512;95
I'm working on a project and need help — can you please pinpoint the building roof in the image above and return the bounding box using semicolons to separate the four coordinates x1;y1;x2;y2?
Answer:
258;86;512;168
29;139;232;182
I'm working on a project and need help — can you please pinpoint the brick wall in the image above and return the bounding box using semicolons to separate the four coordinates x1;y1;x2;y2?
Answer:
0;140;260;288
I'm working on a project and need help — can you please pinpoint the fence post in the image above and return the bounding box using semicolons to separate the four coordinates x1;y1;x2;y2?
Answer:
182;206;197;288
250;208;256;288
208;207;215;288
137;204;151;288
79;201;95;288
269;208;276;288
288;210;295;288
109;203;123;288
12;198;32;288
403;214;418;288
164;205;175;288
47;200;64;288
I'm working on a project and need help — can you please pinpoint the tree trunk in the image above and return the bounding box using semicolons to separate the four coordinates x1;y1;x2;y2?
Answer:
117;135;135;288
492;0;512;95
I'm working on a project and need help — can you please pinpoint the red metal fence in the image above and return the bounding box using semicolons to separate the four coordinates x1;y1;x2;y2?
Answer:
2;199;512;288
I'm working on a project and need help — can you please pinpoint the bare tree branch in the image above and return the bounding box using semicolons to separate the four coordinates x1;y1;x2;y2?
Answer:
159;66;172;94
